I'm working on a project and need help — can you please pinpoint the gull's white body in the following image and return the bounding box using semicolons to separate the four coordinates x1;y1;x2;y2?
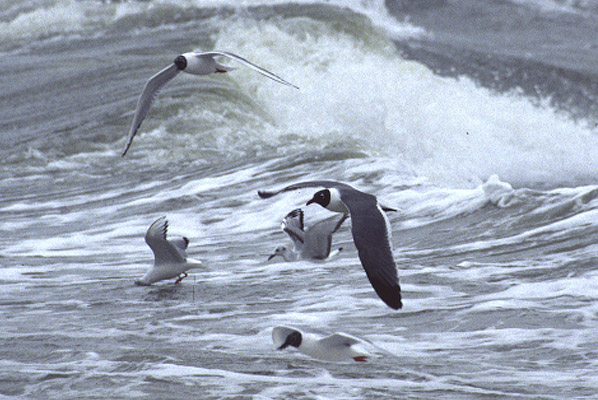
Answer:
179;51;233;75
135;217;202;286
272;326;371;362
121;50;298;156
136;260;192;286
269;208;347;262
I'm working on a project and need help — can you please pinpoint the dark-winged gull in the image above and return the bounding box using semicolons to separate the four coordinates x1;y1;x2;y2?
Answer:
268;208;348;262
258;180;402;310
121;51;299;156
134;216;202;286
272;326;371;362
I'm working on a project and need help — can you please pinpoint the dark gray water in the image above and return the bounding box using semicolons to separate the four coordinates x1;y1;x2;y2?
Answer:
1;0;598;398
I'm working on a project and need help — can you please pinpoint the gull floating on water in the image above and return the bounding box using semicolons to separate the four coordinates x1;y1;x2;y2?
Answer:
258;180;402;310
268;208;347;262
272;326;372;362
134;217;202;286
121;51;299;156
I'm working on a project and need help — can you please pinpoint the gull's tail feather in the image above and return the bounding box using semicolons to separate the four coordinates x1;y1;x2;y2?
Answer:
186;259;203;269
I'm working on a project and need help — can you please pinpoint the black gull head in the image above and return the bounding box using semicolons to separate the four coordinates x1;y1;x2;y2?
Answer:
174;55;187;70
278;331;302;350
306;189;330;208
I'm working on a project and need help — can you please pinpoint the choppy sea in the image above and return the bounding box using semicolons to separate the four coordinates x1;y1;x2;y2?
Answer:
1;0;598;398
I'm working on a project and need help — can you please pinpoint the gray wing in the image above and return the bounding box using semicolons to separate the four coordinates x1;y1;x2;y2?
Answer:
168;237;189;258
258;180;356;199
319;333;361;348
200;51;299;89
339;189;402;310
302;213;347;259
169;237;189;250
144;217;186;264
282;209;305;250
122;63;180;156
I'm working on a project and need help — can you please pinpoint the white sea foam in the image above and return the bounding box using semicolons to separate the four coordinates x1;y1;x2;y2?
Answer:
2;3;598;400
209;17;598;188
325;0;428;40
0;0;89;39
408;206;598;256
11;0;592;189
488;271;598;301
0;0;425;44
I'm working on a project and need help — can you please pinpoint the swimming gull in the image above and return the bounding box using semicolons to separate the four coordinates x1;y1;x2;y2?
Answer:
134;216;202;286
122;50;299;156
258;180;402;310
268;208;347;262
272;326;371;362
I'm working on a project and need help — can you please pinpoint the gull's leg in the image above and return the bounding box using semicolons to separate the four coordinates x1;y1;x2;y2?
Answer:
174;272;188;285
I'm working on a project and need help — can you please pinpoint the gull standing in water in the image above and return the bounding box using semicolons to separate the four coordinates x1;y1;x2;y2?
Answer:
268;208;347;262
272;326;372;362
258;180;402;310
122;51;299;156
134;217;202;286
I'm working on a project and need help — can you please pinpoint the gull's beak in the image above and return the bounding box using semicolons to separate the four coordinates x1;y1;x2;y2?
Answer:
267;253;277;261
306;192;318;206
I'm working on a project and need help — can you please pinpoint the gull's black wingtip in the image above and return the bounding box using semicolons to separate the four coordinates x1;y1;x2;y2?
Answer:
287;208;303;218
385;297;403;310
370;277;403;310
380;287;402;310
393;289;403;310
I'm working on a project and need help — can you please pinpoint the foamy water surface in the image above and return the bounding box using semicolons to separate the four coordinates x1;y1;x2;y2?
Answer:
1;0;598;398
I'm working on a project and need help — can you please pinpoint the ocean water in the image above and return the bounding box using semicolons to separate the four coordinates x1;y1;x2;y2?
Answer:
1;0;598;398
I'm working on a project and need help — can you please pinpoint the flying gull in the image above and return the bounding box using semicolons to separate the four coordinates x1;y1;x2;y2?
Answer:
268;208;348;262
258;180;402;310
122;51;299;156
134;216;202;286
272;326;371;362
